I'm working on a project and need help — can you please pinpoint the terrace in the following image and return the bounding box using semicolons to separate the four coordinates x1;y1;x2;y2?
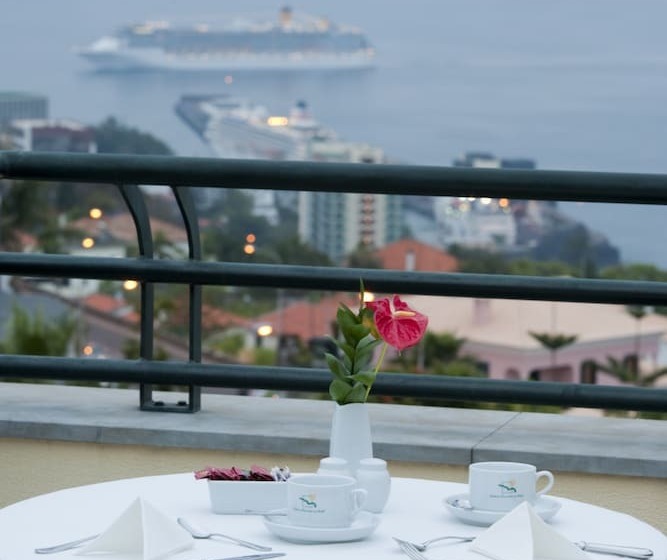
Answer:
0;151;665;532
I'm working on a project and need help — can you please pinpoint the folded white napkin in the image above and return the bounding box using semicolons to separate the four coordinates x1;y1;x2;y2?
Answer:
76;497;193;560
469;502;588;560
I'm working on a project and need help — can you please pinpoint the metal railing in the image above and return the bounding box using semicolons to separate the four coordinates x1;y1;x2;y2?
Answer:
0;150;665;413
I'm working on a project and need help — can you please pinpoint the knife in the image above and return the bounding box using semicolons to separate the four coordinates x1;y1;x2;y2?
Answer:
575;542;653;559
207;554;286;560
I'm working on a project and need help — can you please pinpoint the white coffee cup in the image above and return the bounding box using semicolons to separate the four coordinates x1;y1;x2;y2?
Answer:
286;474;367;528
468;461;554;512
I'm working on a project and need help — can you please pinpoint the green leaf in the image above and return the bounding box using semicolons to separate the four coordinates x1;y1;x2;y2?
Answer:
342;352;353;373
329;379;353;404
324;353;350;379
337;305;359;330
344;323;370;346
339;341;356;362
343;382;367;404
357;335;380;351
351;370;376;387
351;337;381;373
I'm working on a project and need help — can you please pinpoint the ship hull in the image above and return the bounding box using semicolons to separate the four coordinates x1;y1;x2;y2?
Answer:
79;48;375;72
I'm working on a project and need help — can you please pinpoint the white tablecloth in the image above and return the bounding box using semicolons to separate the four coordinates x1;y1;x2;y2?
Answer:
0;473;664;560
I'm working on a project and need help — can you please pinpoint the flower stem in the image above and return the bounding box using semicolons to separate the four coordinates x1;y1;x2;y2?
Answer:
366;342;388;399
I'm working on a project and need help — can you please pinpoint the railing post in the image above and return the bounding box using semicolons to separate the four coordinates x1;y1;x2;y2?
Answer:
174;186;203;412
119;183;201;412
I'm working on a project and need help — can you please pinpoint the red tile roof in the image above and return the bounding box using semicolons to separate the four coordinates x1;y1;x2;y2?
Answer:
255;293;360;340
201;305;253;331
82;293;139;324
374;239;458;272
83;293;127;314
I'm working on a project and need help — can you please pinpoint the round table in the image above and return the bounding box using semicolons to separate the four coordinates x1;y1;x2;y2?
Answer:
0;473;664;560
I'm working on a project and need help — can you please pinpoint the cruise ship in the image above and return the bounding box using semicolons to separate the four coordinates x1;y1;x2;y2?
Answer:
77;6;376;72
198;97;333;160
177;94;386;164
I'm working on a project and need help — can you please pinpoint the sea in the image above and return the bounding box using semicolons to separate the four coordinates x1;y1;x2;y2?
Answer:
3;0;667;267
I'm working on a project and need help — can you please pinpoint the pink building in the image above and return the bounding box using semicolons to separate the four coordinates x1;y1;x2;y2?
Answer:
403;296;667;386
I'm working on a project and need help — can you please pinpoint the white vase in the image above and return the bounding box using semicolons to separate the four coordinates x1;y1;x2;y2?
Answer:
329;402;373;475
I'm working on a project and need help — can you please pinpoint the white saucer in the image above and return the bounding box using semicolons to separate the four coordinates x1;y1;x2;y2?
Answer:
263;510;380;543
444;493;561;526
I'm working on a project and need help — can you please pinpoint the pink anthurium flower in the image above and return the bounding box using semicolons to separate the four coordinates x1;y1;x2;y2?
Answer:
366;295;429;351
326;282;429;405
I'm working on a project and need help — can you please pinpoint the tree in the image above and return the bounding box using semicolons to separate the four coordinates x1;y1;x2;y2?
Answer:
507;259;577;277
0;181;50;250
0;304;77;356
346;243;383;269
94;117;173;155
529;332;578;368
272;236;332;266
601;263;667;282
448;244;509;274
390;330;484;377
595;356;667;387
625;305;648;380
422;332;467;366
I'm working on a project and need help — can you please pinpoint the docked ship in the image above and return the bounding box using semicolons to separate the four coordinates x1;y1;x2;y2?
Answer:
176;94;385;163
77;6;375;72
196;96;333;160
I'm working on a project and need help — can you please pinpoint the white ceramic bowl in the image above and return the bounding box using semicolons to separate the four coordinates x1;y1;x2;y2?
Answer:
207;479;288;514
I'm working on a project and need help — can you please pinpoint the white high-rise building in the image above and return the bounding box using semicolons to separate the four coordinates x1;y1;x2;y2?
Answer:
298;190;403;264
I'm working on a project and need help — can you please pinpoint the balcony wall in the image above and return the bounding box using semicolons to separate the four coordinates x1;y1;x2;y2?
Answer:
1;382;665;533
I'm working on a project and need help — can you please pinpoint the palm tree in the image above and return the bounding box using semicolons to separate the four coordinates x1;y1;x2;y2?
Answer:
625;305;649;381
529;331;578;368
641;368;667;387
596;356;667;387
594;356;635;384
422;332;467;366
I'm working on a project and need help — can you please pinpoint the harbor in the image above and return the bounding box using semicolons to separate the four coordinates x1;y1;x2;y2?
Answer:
175;94;621;270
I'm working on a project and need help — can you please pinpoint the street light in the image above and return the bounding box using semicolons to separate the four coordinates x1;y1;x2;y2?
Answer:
257;324;273;338
89;208;103;220
256;323;273;348
81;237;95;249
244;233;256;255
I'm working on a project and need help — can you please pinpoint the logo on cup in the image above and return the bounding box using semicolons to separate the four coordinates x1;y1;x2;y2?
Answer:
496;479;518;496
469;462;554;512
287;474;367;528
298;493;318;509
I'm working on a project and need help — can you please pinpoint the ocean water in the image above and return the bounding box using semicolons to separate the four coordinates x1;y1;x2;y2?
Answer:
3;0;667;266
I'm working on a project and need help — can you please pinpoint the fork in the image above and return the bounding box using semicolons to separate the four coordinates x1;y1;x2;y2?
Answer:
393;535;474;552
394;539;430;560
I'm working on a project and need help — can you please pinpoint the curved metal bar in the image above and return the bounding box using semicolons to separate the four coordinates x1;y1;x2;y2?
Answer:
172;185;202;411
116;184;158;411
117;183;154;360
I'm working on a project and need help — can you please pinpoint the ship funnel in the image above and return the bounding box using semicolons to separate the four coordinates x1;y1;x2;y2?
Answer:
280;6;293;26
